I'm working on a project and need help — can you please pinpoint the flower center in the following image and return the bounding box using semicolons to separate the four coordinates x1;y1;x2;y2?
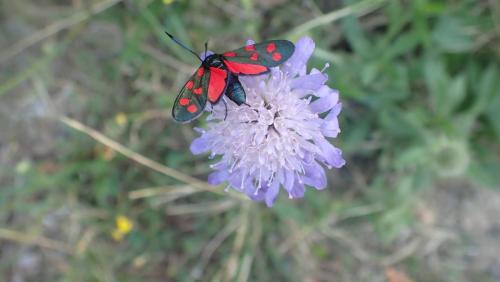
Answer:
259;103;276;126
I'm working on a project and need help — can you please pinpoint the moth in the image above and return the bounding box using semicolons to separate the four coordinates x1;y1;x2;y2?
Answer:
166;32;295;123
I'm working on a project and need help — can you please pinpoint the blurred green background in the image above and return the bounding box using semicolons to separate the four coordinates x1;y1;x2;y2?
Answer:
1;0;500;281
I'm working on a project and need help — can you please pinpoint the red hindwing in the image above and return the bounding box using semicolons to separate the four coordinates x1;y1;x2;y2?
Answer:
207;67;228;103
224;61;268;75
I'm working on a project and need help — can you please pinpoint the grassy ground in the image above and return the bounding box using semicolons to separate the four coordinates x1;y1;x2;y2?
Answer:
1;0;500;281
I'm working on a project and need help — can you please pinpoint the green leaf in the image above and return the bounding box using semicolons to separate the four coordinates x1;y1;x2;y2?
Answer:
378;107;424;139
462;64;499;137
480;65;500;116
446;74;467;114
432;16;475;53
340;2;371;58
382;32;421;62
423;57;466;117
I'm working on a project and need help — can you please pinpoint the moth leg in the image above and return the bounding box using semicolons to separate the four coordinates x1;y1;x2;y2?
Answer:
222;98;228;121
209;103;214;116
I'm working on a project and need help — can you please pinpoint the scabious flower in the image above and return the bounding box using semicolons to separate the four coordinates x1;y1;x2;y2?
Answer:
190;37;345;206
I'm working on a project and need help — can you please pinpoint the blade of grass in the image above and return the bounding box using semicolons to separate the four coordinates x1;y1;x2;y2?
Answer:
165;199;238;216
58;115;246;200
129;185;197;200
285;0;388;39
191;219;241;281
140;44;193;74
0;0;122;64
0;228;74;254
138;3;197;62
237;205;261;282
224;202;250;282
0;54;55;97
1;23;84;97
277;204;384;254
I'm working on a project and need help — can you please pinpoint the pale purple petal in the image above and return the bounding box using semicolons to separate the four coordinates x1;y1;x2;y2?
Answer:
293;89;314;98
210;160;227;170
302;161;327;190
265;180;280;207
282;36;315;77
309;89;339;113
269;67;282;81
277;168;285;184
315;85;336;97
290;181;305;199
190;136;211;154
208;170;229;185
326;102;342;119
283;169;295;193
321;117;340;138
290;73;328;91
240;73;267;89
246;184;266;202
228;171;246;192
315;138;346;168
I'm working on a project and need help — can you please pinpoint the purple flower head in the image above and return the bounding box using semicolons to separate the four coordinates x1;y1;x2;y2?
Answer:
191;37;345;207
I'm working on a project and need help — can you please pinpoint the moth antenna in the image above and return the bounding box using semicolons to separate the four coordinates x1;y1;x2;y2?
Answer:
165;31;202;62
204;41;208;60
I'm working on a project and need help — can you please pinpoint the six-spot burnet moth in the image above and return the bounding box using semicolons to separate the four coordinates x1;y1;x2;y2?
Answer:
165;32;295;123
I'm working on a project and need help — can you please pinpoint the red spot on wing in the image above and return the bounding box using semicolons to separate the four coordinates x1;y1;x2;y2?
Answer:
194;87;203;95
197;67;204;77
223;60;268;75
223;52;236;57
250;53;259;61
245;45;255;51
272;52;282;61
186;80;194;89
266;43;276;53
207;67;228;103
187;104;198;113
179;98;190;106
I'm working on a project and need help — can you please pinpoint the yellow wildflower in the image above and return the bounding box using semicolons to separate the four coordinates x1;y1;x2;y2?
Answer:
111;215;134;241
114;112;128;126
